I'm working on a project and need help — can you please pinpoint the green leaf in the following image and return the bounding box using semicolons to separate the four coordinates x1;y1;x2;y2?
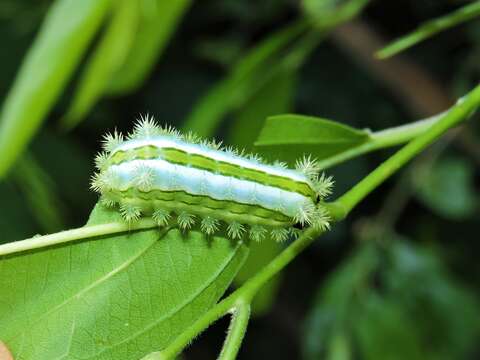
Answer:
353;294;424;360
107;0;191;95
62;0;140;129
377;1;480;59
228;70;297;150
0;0;112;178
182;20;314;137
0;204;248;359
413;157;477;220
255;114;370;164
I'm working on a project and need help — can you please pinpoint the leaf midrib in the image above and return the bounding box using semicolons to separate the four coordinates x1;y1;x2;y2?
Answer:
85;239;242;359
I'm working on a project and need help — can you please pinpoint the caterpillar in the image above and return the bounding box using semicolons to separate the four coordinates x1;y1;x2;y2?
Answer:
91;115;333;242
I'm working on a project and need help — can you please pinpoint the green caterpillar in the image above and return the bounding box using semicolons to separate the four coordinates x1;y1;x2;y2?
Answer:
91;116;333;241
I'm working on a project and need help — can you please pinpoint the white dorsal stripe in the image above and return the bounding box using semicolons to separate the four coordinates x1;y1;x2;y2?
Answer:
111;137;310;183
111;159;310;218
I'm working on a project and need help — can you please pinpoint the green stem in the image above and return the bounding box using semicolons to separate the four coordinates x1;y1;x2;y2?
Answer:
148;227;321;360
0;218;157;256
336;84;480;213
150;83;480;360
218;301;251;360
377;1;480;59
317;113;440;170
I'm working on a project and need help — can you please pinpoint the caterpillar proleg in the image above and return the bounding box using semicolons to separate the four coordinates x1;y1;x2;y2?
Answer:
91;115;333;241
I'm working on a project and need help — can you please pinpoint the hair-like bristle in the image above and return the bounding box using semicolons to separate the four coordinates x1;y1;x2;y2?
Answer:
247;153;263;164
94;152;109;171
100;196;117;208
102;129;124;153
227;222;245;239
272;160;288;169
295;155;320;180
152;209;171;226
223;146;238;157
313;173;334;199
177;212;195;230
271;228;290;242
293;201;316;227
249;225;267;242
91;168;120;193
128;114;161;139
310;206;331;231
90;173;103;193
90;170;112;193
158;124;181;139
120;204;142;223
290;228;302;240
200;216;220;235
133;164;155;192
182;131;202;145
200;138;223;151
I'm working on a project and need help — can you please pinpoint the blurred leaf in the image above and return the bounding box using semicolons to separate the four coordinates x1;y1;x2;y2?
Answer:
255;114;370;164
107;0;191;94
11;152;66;233
377;1;480;59
0;204;249;359
194;37;246;68
413;157;477;220
182;20;314;137
303;0;371;28
302;245;379;360
62;0;140;129
304;237;480;360
385;240;480;360
353;294;424;360
0;0;112;178
326;331;352;360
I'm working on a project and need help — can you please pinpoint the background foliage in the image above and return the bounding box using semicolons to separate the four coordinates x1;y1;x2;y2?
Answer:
0;0;479;359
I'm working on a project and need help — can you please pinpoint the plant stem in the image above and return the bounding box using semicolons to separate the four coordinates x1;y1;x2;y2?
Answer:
218;301;251;360
148;227;321;360
317;113;440;170
0;219;157;256
336;84;480;213
151;83;480;360
376;1;480;59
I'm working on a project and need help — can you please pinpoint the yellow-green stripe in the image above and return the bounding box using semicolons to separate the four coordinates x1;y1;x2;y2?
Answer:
113;188;292;225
